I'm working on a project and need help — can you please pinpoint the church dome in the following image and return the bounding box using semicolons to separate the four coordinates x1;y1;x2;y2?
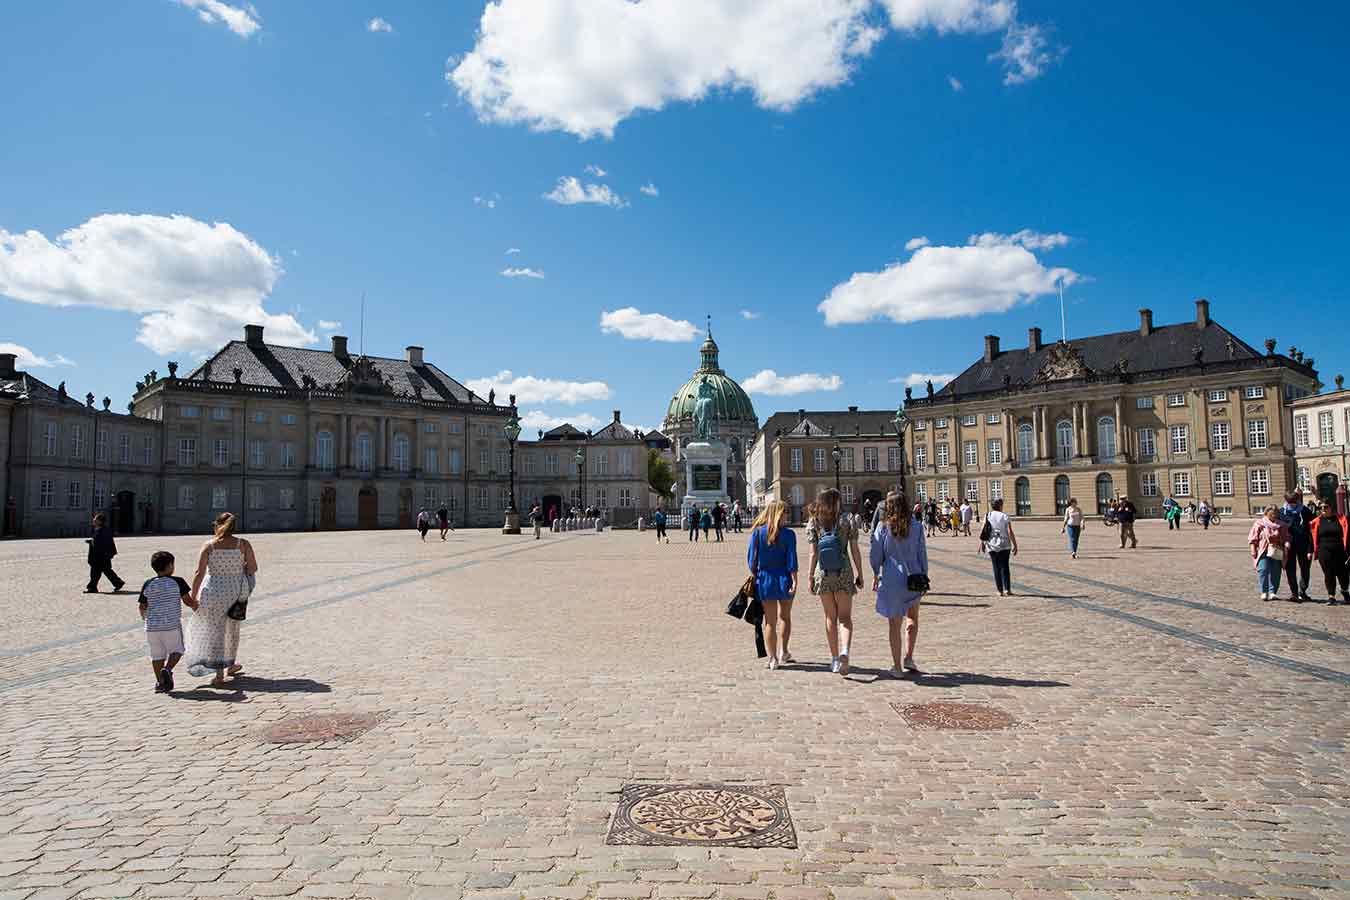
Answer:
664;331;758;428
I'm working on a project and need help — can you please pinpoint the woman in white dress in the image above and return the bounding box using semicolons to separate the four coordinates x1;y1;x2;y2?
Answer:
185;512;258;687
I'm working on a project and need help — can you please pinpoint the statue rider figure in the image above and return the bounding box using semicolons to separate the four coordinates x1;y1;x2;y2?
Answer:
693;376;716;441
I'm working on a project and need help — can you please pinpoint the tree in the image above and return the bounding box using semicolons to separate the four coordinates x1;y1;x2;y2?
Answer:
647;448;676;501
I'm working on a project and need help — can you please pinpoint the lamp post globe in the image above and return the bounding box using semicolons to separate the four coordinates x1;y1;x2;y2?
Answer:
575;447;586;515
502;413;522;534
831;442;842;492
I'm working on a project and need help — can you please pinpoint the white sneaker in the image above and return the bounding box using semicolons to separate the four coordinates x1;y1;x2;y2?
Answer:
1260;592;1269;601
838;654;850;676
829;656;840;673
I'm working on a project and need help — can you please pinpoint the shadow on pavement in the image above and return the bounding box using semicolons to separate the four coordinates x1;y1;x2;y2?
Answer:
172;675;332;701
923;601;993;608
909;670;1070;688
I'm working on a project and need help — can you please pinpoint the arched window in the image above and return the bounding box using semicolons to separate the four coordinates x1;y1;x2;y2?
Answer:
356;432;372;472
1015;477;1031;516
393;434;410;472
1097;417;1117;462
1095;473;1114;514
1056;420;1074;463
316;431;334;470
1016;423;1034;465
1054;475;1071;514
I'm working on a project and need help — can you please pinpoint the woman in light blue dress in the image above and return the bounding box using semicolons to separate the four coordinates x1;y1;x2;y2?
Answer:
870;492;928;677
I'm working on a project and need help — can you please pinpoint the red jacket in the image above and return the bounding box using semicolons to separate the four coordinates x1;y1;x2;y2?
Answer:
1311;514;1350;556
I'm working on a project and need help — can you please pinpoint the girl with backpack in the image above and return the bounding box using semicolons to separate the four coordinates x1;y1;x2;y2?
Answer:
807;488;864;676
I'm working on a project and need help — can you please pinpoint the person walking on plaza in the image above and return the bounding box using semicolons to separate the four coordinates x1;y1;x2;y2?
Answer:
713;503;726;542
806;488;864;676
653;508;668;543
137;550;197;693
1116;495;1138;549
1311;503;1349;605
700;507;712;541
85;513;125;594
529;503;543;540
184;512;257;688
416;508;431;541
959;499;973;536
1198;499;1212;530
748;500;798;669
925;499;939;537
1249;506;1290;601
870;491;928;676
436;504;451;540
1163;495;1180;530
687;506;700;542
1061;497;1085;559
731;500;743;534
1279;491;1315;602
980;498;1018;596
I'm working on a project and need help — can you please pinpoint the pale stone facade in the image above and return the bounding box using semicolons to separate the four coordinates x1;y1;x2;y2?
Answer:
513;413;653;526
1290;384;1350;505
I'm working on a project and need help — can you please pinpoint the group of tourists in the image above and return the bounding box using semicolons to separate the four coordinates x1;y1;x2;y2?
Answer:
914;499;974;538
414;506;455;541
1248;490;1349;604
747;488;928;677
682;501;744;542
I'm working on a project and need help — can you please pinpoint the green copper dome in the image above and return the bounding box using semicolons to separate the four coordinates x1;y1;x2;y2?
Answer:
664;331;758;427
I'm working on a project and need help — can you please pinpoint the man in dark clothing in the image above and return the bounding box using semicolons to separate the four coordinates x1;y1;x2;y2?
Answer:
1279;491;1315;602
436;505;451;540
85;513;125;593
687;507;700;542
1116;496;1138;549
713;504;726;542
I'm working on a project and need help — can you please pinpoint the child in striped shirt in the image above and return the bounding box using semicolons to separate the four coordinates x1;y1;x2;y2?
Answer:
138;551;198;693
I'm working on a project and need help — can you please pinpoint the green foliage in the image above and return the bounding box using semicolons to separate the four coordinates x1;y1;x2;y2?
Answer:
647;448;676;500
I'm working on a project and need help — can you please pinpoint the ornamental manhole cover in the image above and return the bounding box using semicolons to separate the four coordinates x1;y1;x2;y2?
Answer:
262;712;384;744
607;784;796;848
894;702;1016;731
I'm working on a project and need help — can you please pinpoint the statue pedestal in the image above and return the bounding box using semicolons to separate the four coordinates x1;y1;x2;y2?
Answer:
502;511;521;535
682;440;730;514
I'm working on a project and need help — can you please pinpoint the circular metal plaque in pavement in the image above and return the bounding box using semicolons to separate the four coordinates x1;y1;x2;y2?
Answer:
262;712;383;744
895;701;1016;731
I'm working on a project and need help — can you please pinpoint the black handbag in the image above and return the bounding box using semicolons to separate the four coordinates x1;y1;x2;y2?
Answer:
744;596;764;627
726;591;748;620
979;517;993;542
906;573;931;593
226;598;248;621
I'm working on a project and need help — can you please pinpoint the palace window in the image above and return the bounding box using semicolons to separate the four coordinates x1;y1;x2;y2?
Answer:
812;448;826;472
250;440;266;468
180;405;199;418
178;438;197;467
70;425;85;459
119;433;131;464
887;447;901;471
211;487;227;509
249;485;264;511
474;488;489;510
1167;393;1186;408
916;483;928;502
961;415;977;427
142;436;154;466
842;448;855;472
280;488;295;511
479;449;490;473
966;480;979;502
394;434;410;472
987;412;1001;425
281;442;296;470
1320;411;1335;445
93;481;107;511
1016;423;1034;465
1247;419;1268;450
1055;420;1073;463
212;438;229;467
1097;417;1117;462
619;448;634;475
543;453;556;476
864;447;879;472
449;422;462;434
1173;471;1192;497
988;480;1002;501
96;429;108;462
253;411;268;424
211;407;229;421
936;480;950;500
179;485;196;509
1211;421;1231;452
1294;415;1309;448
1297;466;1311;491
964;441;978;467
790;448;803;472
987;439;1002;465
914;419;927;431
1249;468;1270;495
935;417;949;428
1243;386;1265;399
450;448;463;475
281;414;297;426
423;488;438;508
357;433;373;472
1138;428;1156;459
1213;469;1233;496
1208;389;1228;403
1141;472;1159;496
67;480;83;509
316;431;334;470
425;446;439;474
790;484;805;507
42;422;57;456
592;452;608;476
39;480;54;509
424;422;437;434
1169;425;1189;455
936;443;949;467
915;445;927;467
1136;397;1154;409
618;487;635;508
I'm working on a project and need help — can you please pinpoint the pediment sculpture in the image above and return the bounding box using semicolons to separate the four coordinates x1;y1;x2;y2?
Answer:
338;356;389;394
1034;342;1092;382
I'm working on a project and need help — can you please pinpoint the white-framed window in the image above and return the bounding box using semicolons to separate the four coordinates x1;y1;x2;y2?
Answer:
887;447;901;471
394;434;410;472
864;447;879;472
934;417;948;429
1243;385;1265;400
1055;420;1073;463
790;448;803;472
964;441;978;467
1167;393;1186;408
1169;425;1189;455
543;453;556;476
142;436;154;466
423;487;438;507
119;433;131;464
356;432;373;472
96;429;109;462
936;443;950;467
989;479;1002;501
450;448;463;475
592;451;608;475
316;431;334;470
1247;419;1268;450
619;448;634;475
281;413;297;426
206;486;224;509
936;480;950;500
1297;466;1311;491
67;480;83;509
987;438;1002;465
178;438;197;467
249;485;264;510
812;448;825;472
523;452;537;475
965;480;979;502
253;411;268;424
447;494;460;512
474;487;489;510
1136;397;1154;409
1138;428;1156;459
1016;423;1034;465
1213;469;1233;496
841;448;855;472
497;488;510;510
448;421;462;434
70;425;85;459
1097;417;1117;462
1294;415;1310;448
93;481;107;511
595;488;609;509
41;422;58;456
914;419;927;431
916;483;928;502
961;414;977;427
425;447;438;474
1211;421;1231;452
280;488;295;510
211;406;229;421
250;440;266;468
281;442;296;470
1319;411;1335;446
180;405;199;418
39;480;54;509
915;445;928;467
1249;467;1270;495
842;484;856;506
1141;472;1159;496
618;487;634;508
179;485;196;509
424;422;437;434
1208;389;1228;403
1173;471;1192;497
987;412;1001;425
212;438;229;467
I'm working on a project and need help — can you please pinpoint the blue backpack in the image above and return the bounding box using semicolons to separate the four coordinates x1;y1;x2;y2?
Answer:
817;522;845;573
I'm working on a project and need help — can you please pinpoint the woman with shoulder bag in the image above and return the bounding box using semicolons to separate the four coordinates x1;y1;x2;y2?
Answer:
980;498;1018;596
1061;497;1085;559
184;512;259;687
747;500;798;669
807;488;864;676
1249;505;1289;602
870;491;928;677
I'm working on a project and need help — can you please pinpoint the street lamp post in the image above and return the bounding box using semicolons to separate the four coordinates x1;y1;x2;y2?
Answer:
502;412;522;534
831;442;842;493
892;403;909;499
574;447;586;516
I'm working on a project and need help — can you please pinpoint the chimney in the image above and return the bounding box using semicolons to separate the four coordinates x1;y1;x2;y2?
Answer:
244;323;265;347
798;409;806;421
1139;308;1153;337
984;334;1000;363
405;345;424;366
848;405;858;413
0;353;15;378
1195;298;1210;329
613;409;621;423
331;335;349;361
1027;326;1042;354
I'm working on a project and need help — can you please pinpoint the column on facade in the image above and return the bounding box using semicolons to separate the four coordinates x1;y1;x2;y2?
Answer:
1234;384;1246;453
1195;390;1209;454
1114;397;1124;462
1034;406;1045;460
338;414;349;468
1003;409;1013;465
411;415;421;475
1071;403;1081;459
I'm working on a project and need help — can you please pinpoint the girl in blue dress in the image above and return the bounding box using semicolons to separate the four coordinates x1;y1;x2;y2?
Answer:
870;491;928;677
747;500;798;669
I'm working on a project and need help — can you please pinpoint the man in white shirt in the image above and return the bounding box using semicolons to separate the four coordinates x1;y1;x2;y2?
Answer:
959;500;973;536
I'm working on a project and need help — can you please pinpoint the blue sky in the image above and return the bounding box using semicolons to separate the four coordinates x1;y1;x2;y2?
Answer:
1;1;1346;434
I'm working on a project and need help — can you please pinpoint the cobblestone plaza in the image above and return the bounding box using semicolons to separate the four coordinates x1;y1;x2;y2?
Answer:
2;521;1348;899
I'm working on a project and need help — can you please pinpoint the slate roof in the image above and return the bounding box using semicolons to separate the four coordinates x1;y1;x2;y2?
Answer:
539;424;588;441
931;320;1278;403
0;371;84;407
187;341;480;403
760;409;899;439
592;419;636;441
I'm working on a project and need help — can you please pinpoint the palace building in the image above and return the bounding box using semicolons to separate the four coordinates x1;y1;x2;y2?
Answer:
1290;376;1350;506
902;301;1319;519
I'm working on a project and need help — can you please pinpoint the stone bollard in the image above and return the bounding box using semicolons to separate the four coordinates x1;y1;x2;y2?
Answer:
595;519;603;533
638;517;646;532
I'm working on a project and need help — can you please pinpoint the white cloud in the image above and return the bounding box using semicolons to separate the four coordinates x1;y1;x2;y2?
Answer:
317;319;342;331
448;0;1051;138
0;343;76;369
890;372;957;388
600;307;699;342
500;267;545;279
505;247;521;255
520;410;605;433
584;164;608;177
543;176;627;208
367;16;394;33
0;213;315;355
640;182;660;197
473;194;498;208
466;370;610;405
904;236;930;251
991;21;1061;85
742;370;844;395
174;0;261;38
740;309;760;320
947;75;963;91
818;229;1079;326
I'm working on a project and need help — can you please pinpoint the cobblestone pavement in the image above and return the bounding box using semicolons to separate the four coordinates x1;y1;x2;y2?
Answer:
2;520;1348;899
